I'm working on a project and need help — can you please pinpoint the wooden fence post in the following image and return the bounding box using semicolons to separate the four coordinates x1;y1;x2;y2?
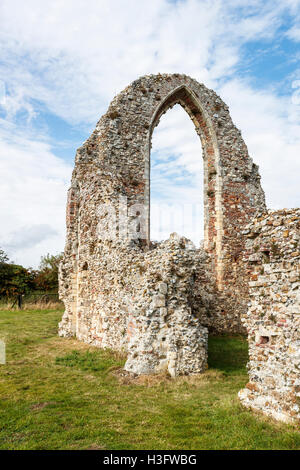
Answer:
18;294;23;309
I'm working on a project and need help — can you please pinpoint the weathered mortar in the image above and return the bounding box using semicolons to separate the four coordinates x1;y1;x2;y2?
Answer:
59;232;208;375
124;234;208;376
239;209;300;424
59;73;266;356
59;73;300;423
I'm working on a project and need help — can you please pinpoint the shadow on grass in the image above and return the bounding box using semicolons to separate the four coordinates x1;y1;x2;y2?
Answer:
55;349;125;374
208;335;248;375
55;337;249;377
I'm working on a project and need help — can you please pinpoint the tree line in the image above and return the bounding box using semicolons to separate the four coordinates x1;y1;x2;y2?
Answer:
0;249;62;298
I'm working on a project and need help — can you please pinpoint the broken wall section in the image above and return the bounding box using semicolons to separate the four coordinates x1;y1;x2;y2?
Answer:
59;73;266;342
59;233;208;376
125;233;208;376
239;209;300;424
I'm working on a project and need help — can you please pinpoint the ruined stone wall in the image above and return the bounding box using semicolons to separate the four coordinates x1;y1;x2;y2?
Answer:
239;209;300;424
59;73;266;376
123;234;208;376
59;73;266;346
60;232;208;375
58;72;300;421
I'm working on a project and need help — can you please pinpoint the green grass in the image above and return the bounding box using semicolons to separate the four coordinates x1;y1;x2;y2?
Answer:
0;309;299;450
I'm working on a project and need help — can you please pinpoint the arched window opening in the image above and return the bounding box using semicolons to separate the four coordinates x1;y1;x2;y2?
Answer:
150;104;204;247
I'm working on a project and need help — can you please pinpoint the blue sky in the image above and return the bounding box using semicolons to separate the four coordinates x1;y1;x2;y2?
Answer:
0;0;299;266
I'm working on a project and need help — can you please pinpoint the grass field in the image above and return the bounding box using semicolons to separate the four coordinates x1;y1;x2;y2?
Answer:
0;309;299;450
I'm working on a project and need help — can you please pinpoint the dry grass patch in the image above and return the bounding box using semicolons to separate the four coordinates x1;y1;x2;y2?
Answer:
113;367;224;388
0;301;63;311
30;402;57;411
112;368;172;386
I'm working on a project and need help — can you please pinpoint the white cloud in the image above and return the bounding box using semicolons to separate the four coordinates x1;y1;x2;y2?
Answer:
0;0;293;124
3;225;57;252
219;79;300;210
287;25;300;41
0;122;72;267
0;0;299;261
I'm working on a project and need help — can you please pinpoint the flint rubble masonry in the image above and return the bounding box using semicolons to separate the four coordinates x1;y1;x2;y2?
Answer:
58;74;299;424
239;209;300;424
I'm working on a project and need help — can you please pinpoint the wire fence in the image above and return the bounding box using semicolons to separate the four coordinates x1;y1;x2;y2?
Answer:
8;293;62;309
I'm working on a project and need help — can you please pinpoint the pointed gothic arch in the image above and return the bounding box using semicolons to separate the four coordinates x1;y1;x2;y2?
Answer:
145;84;223;284
57;74;300;424
59;73;266;354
